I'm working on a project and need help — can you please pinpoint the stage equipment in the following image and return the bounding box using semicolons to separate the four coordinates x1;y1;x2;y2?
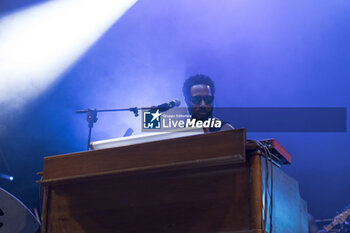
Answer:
38;129;308;233
0;187;40;233
91;127;202;150
76;99;181;150
0;174;13;181
259;138;292;165
317;206;350;233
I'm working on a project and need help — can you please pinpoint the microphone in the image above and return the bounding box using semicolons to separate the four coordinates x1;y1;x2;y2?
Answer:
153;99;181;112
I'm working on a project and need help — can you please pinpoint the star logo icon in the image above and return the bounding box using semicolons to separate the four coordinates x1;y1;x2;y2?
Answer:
150;109;162;122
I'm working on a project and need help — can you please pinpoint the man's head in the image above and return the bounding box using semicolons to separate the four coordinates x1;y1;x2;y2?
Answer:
182;74;215;121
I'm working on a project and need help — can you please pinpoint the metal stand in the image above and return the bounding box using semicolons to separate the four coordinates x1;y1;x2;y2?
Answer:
86;109;98;151
77;99;181;150
77;107;150;150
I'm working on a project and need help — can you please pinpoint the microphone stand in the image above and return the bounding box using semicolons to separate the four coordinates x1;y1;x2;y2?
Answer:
76;107;154;150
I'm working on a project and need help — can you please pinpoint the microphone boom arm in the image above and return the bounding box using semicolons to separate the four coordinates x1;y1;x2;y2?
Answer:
76;99;180;151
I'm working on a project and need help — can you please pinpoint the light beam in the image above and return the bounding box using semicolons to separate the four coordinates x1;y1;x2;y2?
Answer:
0;0;137;108
0;173;14;181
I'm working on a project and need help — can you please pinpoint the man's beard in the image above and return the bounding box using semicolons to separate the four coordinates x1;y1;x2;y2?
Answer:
189;107;214;121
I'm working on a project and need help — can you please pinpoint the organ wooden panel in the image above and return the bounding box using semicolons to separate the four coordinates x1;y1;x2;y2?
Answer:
38;129;308;233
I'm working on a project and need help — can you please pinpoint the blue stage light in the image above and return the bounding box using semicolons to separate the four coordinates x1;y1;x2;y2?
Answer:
0;0;137;108
0;173;14;181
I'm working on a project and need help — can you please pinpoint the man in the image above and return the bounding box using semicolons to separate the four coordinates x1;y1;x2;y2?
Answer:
182;74;261;153
182;74;234;132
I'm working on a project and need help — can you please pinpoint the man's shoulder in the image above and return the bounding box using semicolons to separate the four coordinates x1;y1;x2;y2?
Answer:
220;122;235;131
210;117;234;132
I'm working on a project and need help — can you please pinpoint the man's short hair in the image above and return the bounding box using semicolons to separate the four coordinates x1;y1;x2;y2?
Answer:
182;74;216;101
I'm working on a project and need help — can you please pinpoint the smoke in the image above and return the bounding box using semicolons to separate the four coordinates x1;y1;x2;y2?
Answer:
0;0;137;109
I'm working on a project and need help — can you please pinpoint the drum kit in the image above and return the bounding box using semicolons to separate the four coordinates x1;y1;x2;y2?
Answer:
0;187;40;233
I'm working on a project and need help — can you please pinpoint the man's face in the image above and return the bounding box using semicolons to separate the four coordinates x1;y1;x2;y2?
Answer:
187;84;214;121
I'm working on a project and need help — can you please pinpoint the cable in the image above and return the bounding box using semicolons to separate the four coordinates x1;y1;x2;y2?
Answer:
262;142;274;233
250;140;274;233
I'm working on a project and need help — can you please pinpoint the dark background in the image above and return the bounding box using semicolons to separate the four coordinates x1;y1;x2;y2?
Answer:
0;0;349;220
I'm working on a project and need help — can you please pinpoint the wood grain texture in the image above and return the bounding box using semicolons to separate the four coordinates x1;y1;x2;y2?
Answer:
249;155;263;231
46;164;250;233
42;129;246;181
41;186;50;233
39;129;307;233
